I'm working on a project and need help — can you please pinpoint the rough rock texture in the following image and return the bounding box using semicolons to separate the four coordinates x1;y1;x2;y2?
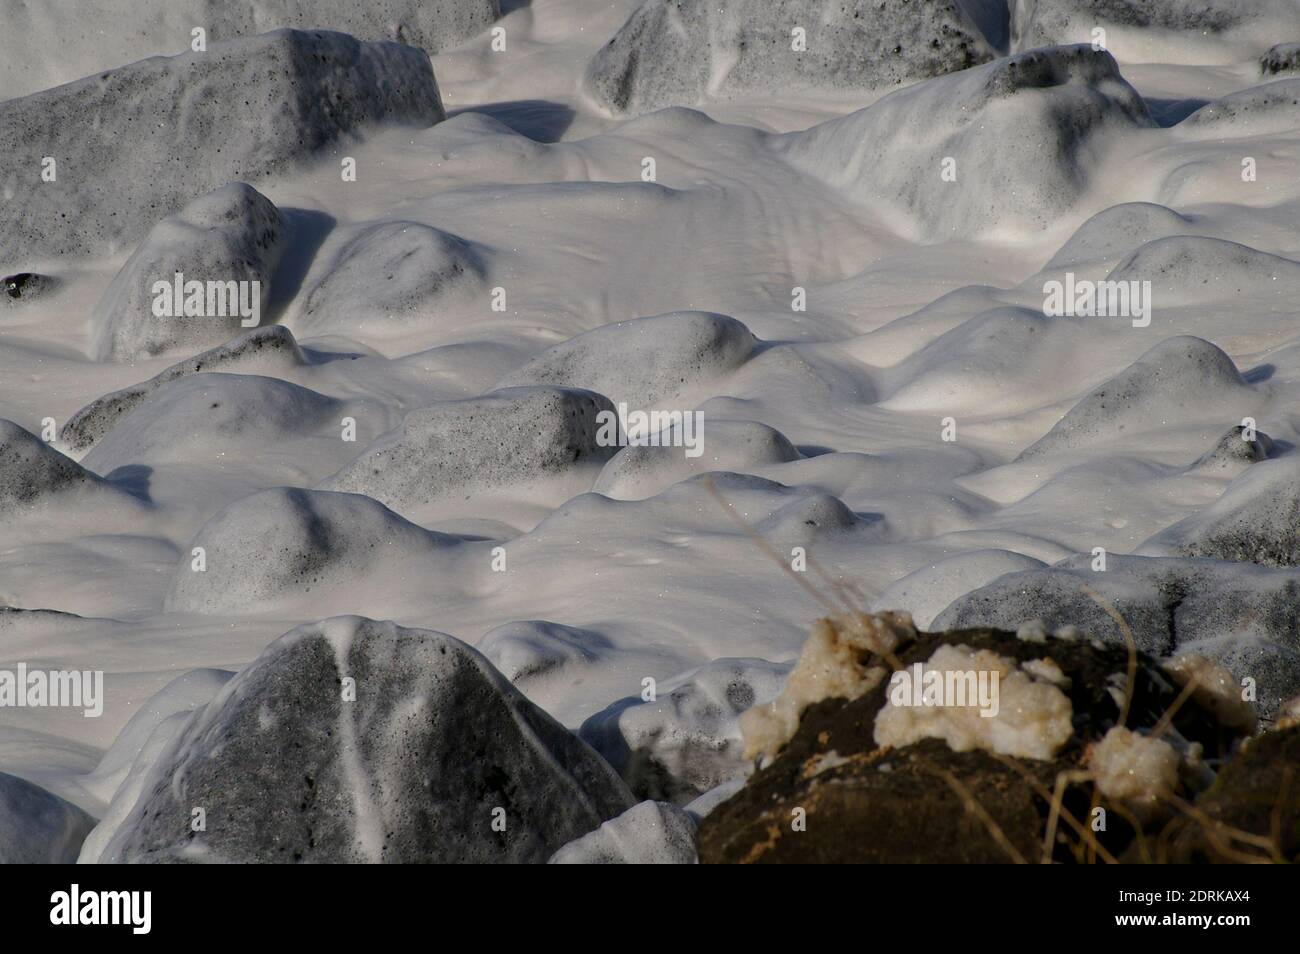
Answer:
0;419;112;514
549;800;698;864
63;325;310;453
1017;337;1257;459
779;45;1153;241
321;386;617;512
497;311;758;414
580;658;791;803
933;554;1300;715
584;0;1002;115
1012;0;1300;62
0;0;499;100
0;29;444;260
99;617;636;862
91;183;288;362
163;488;458;615
1142;458;1300;567
0;772;96;864
1;271;59;306
1262;43;1300;75
698;623;1251;863
1163;724;1300;863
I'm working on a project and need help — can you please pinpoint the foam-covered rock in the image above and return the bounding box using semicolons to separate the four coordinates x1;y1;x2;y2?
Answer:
1044;202;1196;269
98;617;635;862
1262;43;1300;75
0;772;96;864
0;419;125;515
933;555;1300;713
163;488;459;615
779;45;1152;241
0;29;443;260
2;271;59;307
497;312;758;414
1106;236;1300;301
1018;336;1256;459
1142;458;1300;567
82;373;341;475
1180;79;1300;135
871;549;1048;630
1189;425;1274;475
82;669;236;806
63;326;309;453
548;800;697;864
478;620;612;686
584;0;1000;115
593;420;799;501
297;221;487;338
580;658;791;802
321;386;616;512
91;184;287;361
754;492;880;550
879;307;1100;414
0;0;498;100
1013;0;1298;62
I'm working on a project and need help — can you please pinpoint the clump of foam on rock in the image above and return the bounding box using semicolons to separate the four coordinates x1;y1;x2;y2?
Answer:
740;613;913;761
873;644;1075;760
1086;727;1181;809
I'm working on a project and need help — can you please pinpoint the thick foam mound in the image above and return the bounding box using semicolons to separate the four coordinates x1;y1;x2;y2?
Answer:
321;386;616;513
1142;458;1300;567
1189;425;1274;476
1018;336;1256;459
870;549;1048;630
754;492;881;549
593;420;799;501
1012;0;1298;63
583;0;1000;115
779;45;1152;241
879;307;1101;415
91;184;288;362
497;312;758;414
1106;236;1300;302
549;801;698;864
97;617;635;862
1045;202;1196;268
63;326;309;453
932;555;1300;713
0;0;497;100
580;657;791;803
0;772;95;864
163;488;459;615
478;620;613;687
297;221;488;338
0;29;443;260
81;373;342;475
